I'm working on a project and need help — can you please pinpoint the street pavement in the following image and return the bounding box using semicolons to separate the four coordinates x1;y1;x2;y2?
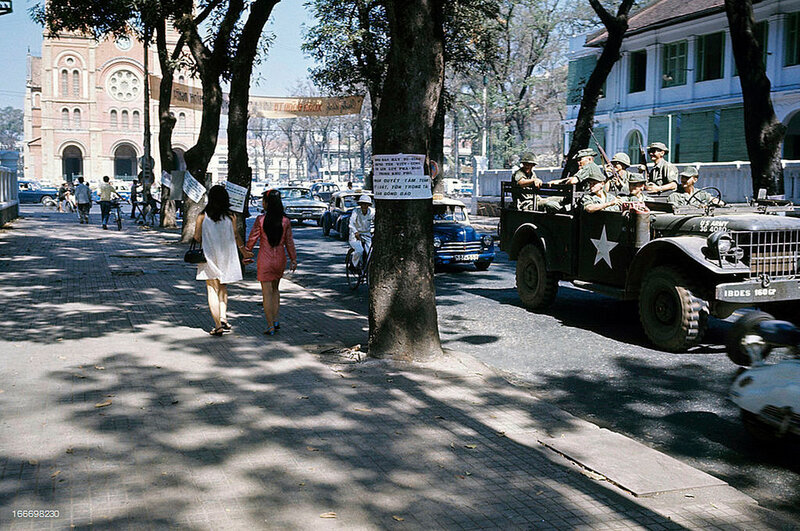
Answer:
0;206;797;530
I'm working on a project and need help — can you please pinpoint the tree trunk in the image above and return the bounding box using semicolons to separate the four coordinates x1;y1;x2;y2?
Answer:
724;0;786;196
369;0;445;361
227;0;280;242
155;20;179;229
561;0;634;178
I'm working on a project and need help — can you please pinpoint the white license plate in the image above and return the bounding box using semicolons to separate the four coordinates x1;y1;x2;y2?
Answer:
453;254;480;262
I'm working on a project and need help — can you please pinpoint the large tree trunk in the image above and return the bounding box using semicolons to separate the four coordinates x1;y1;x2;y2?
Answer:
561;0;634;178
369;0;445;361
227;0;280;242
155;20;179;229
724;0;786;196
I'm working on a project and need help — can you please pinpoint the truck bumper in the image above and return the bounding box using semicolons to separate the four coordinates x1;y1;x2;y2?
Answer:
716;278;800;303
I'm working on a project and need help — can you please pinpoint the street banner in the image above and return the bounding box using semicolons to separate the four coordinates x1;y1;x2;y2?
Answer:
183;172;206;203
224;181;248;213
161;171;172;189
149;76;364;117
372;154;432;200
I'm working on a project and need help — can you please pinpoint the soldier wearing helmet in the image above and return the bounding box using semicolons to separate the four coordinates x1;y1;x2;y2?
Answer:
580;166;621;213
617;172;649;202
511;151;542;211
644;141;679;194
605;152;642;196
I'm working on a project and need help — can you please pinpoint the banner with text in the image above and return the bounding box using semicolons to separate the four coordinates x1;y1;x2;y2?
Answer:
149;76;364;117
372;154;432;200
223;181;248;213
183;172;206;203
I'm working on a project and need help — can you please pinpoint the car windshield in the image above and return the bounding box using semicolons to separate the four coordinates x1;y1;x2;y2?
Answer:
280;188;311;200
433;204;467;222
21;182;41;191
342;196;359;208
315;184;338;193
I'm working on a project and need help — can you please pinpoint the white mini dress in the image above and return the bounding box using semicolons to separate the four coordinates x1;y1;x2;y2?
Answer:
196;215;243;284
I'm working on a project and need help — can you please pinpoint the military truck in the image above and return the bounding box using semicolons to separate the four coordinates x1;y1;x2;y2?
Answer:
499;183;800;351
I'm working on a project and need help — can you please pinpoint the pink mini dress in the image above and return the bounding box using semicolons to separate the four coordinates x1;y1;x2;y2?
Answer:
246;216;297;282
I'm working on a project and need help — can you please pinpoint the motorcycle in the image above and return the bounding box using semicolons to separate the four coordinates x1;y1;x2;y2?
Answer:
726;311;800;441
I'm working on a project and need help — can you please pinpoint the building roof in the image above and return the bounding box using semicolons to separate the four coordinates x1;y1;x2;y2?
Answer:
27;55;42;88
585;0;726;47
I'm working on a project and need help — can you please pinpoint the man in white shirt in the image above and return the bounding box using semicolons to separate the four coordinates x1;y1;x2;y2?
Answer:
348;194;374;269
74;176;92;224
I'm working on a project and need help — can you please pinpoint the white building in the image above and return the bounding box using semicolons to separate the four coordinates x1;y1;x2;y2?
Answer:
564;0;800;163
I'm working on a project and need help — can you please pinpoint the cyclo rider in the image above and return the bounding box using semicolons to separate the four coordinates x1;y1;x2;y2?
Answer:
348;194;374;270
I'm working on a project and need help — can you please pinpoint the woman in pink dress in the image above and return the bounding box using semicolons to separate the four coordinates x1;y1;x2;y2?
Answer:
245;189;297;335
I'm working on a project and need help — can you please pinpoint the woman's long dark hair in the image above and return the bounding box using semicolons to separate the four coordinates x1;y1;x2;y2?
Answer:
203;185;232;222
263;189;285;247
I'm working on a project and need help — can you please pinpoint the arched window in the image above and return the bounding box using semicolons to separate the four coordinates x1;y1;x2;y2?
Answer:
61;70;69;97
114;144;137;178
32;93;40;108
121;110;129;129
110;110;118;129
73;109;81;129
178;112;186;130
132;110;140;129
178;75;185;84
625;130;644;164
62;108;70;129
72;70;80;97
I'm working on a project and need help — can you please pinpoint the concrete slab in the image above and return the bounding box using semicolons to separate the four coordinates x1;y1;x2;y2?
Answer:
539;428;728;497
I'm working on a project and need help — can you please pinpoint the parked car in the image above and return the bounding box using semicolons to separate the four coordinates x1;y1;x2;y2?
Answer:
277;187;328;224
433;197;495;270
18;180;59;204
321;191;365;239
310;182;340;203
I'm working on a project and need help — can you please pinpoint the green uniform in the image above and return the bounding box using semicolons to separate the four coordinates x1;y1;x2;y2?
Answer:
609;170;643;196
668;189;714;206
512;168;537;211
574;162;604;188
618;190;648;202
650;159;679;188
581;191;620;212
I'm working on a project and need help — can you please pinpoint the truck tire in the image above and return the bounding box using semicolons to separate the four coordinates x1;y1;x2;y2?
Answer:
516;244;558;310
322;216;331;236
639;266;708;352
725;311;774;366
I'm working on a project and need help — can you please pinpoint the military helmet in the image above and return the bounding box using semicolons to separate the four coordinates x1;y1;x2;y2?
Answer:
580;163;606;183
680;166;699;178
575;148;597;159
610;152;631;167
519;152;537;165
647;141;669;153
627;172;647;184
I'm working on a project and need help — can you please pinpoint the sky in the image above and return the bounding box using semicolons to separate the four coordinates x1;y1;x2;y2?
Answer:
0;1;317;109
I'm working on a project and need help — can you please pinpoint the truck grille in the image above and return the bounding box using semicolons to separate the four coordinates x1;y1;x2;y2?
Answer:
732;230;800;279
440;242;482;254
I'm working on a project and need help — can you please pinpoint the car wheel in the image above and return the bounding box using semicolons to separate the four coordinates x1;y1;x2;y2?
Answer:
322;216;331;236
725;311;774;366
639;265;708;352
475;260;492;271
515;244;558;310
41;195;55;206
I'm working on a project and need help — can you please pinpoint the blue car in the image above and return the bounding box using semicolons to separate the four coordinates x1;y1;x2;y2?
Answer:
433;198;495;270
18;180;59;204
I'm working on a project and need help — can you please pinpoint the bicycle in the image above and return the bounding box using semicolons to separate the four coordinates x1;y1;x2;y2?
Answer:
345;239;372;290
108;199;125;231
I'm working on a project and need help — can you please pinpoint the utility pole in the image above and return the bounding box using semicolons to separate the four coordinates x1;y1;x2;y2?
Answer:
142;24;153;196
453;108;460;180
481;75;488;159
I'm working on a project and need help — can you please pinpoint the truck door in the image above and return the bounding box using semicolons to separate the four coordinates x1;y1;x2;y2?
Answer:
577;211;637;286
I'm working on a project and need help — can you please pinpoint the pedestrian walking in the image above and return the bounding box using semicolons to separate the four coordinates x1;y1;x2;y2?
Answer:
130;179;139;219
245;189;297;336
194;185;252;336
74;177;92;224
57;182;68;212
98;176;121;229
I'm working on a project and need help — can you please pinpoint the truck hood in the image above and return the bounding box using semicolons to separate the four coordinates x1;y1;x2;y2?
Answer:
652;213;800;234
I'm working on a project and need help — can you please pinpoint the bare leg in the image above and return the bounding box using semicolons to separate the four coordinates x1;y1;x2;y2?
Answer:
206;279;222;329
260;281;275;329
218;284;228;324
271;279;281;324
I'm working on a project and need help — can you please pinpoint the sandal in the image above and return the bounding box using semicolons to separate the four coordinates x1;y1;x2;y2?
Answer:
209;327;224;337
273;321;280;330
263;326;275;336
220;321;232;333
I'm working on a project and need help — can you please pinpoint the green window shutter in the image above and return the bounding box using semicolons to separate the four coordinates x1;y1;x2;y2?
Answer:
718;107;748;161
567;55;598;105
649;116;668;143
678;112;715;162
786;12;800;66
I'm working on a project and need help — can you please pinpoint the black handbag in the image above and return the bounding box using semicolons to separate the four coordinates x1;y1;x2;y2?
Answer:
184;240;206;264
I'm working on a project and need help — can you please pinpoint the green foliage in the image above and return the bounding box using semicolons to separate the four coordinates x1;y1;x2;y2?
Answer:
0;106;23;150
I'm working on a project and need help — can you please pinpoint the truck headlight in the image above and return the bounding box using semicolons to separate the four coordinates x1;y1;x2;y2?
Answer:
707;231;738;261
481;235;493;247
433;237;443;249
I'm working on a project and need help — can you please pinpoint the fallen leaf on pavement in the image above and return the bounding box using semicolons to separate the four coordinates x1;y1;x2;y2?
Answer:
298;482;305;486
94;400;112;408
65;448;73;454
456;474;465;479
50;470;61;478
435;416;445;420
496;432;506;437
298;396;309;400
307;446;320;452
392;516;404;522
28;459;38;466
319;512;337;519
353;407;372;412
464;444;477;449
94;366;105;370
536;490;544;496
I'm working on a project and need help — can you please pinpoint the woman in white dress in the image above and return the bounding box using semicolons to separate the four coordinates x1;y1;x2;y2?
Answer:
193;185;253;336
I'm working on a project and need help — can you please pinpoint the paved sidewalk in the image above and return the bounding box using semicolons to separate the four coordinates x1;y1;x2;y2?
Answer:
0;208;795;530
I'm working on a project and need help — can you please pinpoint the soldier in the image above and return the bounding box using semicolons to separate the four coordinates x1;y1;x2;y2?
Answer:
605;152;641;196
618;172;649;202
644;141;679;194
511;151;542;211
550;148;600;188
668;166;726;207
581;166;621;213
